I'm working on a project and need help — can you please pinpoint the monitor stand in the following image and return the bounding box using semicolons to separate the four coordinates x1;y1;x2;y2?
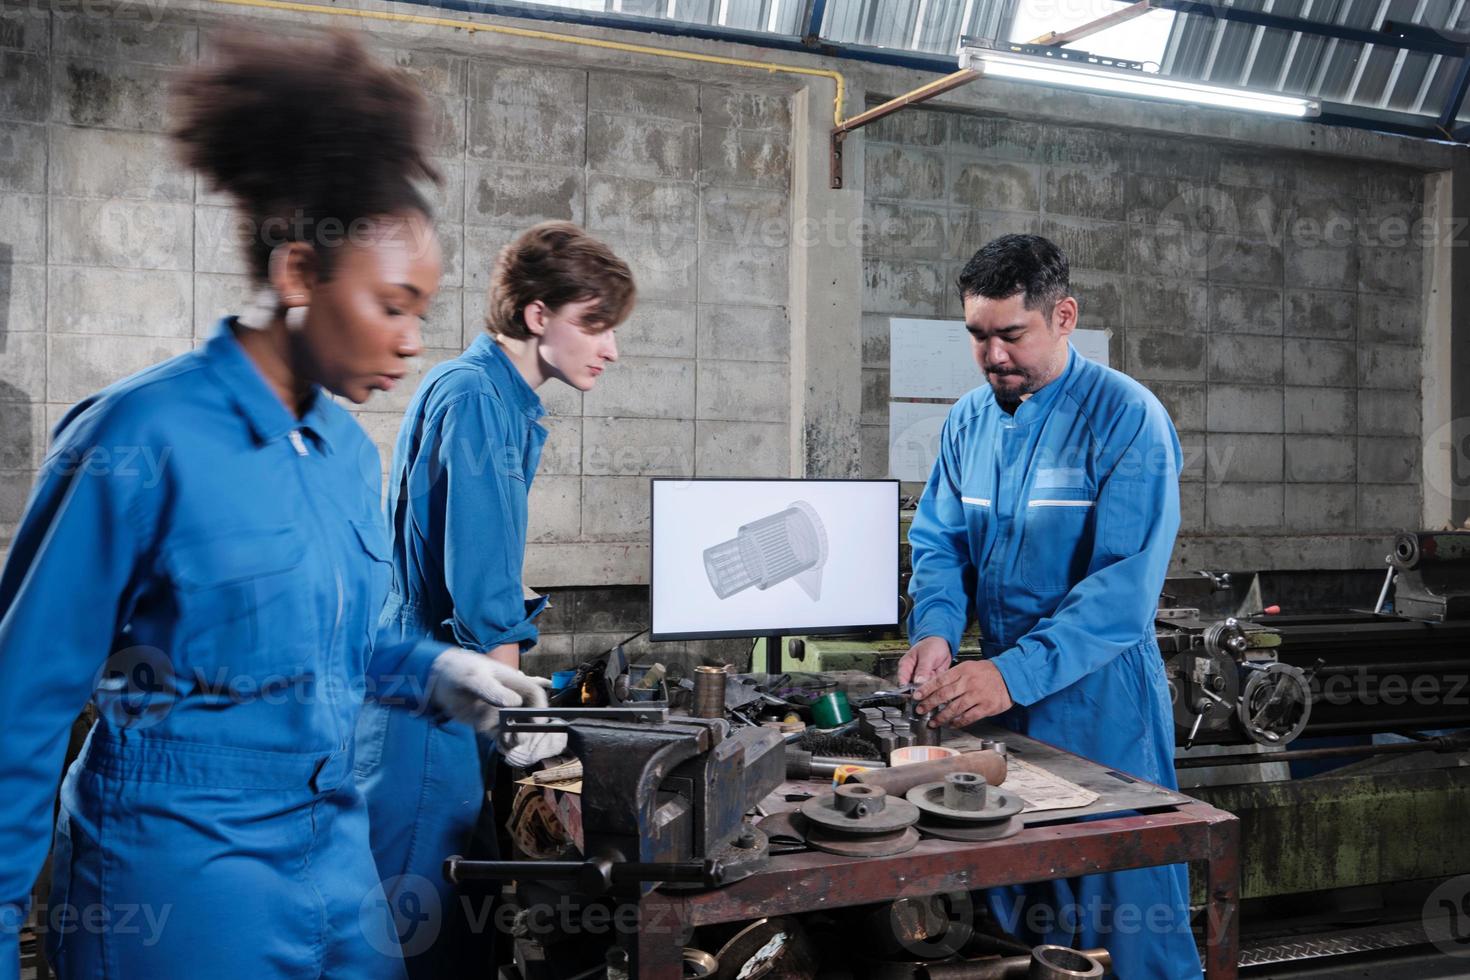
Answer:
756;633;786;675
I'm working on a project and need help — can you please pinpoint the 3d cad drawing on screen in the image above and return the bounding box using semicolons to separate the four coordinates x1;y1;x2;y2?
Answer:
702;501;829;602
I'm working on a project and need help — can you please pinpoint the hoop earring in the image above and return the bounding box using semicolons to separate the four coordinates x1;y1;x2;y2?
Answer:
284;306;308;332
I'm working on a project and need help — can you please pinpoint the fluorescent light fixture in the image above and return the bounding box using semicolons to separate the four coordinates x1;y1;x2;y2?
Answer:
959;39;1321;118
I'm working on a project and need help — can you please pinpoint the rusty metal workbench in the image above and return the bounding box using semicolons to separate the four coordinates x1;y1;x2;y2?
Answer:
631;727;1239;978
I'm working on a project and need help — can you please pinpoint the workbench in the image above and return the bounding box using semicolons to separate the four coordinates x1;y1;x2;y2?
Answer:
631;726;1239;978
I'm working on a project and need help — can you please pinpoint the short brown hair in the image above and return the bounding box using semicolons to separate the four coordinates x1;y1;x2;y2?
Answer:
486;222;635;339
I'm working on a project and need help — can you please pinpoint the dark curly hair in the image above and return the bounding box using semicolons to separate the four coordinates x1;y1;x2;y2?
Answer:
172;29;441;281
956;234;1070;321
487;222;636;339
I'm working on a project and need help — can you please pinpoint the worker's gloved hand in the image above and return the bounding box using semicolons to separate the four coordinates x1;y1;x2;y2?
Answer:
499;727;568;768
428;648;553;732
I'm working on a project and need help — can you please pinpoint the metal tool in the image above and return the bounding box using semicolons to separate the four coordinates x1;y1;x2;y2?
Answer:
785;747;887;781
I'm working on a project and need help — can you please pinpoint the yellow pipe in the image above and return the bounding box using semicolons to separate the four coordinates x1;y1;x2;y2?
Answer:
200;0;848;127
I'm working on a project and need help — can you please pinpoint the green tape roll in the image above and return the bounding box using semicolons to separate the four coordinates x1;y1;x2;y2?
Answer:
811;690;854;728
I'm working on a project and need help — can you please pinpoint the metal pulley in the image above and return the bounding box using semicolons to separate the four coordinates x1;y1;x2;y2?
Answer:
798;783;922;856
906;772;1024;841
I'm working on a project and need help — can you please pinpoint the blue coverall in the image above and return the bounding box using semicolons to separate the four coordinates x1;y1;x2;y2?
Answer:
907;345;1202;980
353;333;547;975
0;321;448;980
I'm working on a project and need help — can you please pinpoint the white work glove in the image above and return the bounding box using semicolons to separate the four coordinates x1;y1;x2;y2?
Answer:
426;649;567;766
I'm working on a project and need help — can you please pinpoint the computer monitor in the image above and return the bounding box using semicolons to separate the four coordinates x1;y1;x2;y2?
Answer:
649;478;901;643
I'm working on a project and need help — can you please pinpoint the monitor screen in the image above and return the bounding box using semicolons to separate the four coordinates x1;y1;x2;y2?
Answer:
650;479;900;641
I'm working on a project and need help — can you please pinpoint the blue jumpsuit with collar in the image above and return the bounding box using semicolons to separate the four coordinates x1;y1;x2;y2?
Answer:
907;345;1202;980
354;334;547;973
0;320;448;980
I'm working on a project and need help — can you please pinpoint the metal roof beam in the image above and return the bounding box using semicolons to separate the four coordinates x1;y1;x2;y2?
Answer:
802;0;828;45
1153;0;1470;54
1317;98;1460;134
1438;52;1470;128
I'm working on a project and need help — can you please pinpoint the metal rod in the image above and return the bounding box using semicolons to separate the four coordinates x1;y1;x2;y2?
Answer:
1030;0;1155;47
1373;563;1396;614
446;857;714;884
1175;736;1469;769
832;68;980;135
1312;660;1470;674
498;706;669;721
497;706;669;731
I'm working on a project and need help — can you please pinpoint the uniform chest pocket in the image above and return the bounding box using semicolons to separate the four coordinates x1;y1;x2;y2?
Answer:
167;525;317;685
350;519;393;651
1018;489;1096;594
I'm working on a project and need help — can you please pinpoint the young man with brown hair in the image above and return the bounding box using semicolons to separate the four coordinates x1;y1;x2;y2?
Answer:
354;221;635;977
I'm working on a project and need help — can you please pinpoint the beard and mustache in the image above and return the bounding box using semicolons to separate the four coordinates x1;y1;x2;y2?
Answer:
985;366;1046;408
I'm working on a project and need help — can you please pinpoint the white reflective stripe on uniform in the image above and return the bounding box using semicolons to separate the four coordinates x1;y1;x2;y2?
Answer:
960;497;991;507
1027;499;1094;508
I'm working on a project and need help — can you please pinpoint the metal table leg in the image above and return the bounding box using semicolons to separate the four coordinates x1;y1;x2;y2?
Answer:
1203;810;1241;978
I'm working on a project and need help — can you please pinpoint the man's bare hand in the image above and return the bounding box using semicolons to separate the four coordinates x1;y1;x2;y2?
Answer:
914;660;1014;730
896;636;953;686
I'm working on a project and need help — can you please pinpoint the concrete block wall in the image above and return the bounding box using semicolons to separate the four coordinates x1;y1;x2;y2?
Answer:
860;103;1435;572
0;0;1462;661
0;3;798;668
340;53;797;592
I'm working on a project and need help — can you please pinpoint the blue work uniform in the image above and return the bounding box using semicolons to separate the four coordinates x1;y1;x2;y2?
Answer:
353;334;547;975
907;345;1201;980
0;320;448;980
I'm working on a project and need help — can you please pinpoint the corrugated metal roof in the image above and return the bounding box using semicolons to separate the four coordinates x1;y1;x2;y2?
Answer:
1161;0;1470;120
453;0;1470;136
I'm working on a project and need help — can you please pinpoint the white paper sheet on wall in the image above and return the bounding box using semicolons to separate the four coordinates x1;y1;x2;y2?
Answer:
888;318;1111;482
1072;328;1112;367
889;318;974;399
888;402;953;482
